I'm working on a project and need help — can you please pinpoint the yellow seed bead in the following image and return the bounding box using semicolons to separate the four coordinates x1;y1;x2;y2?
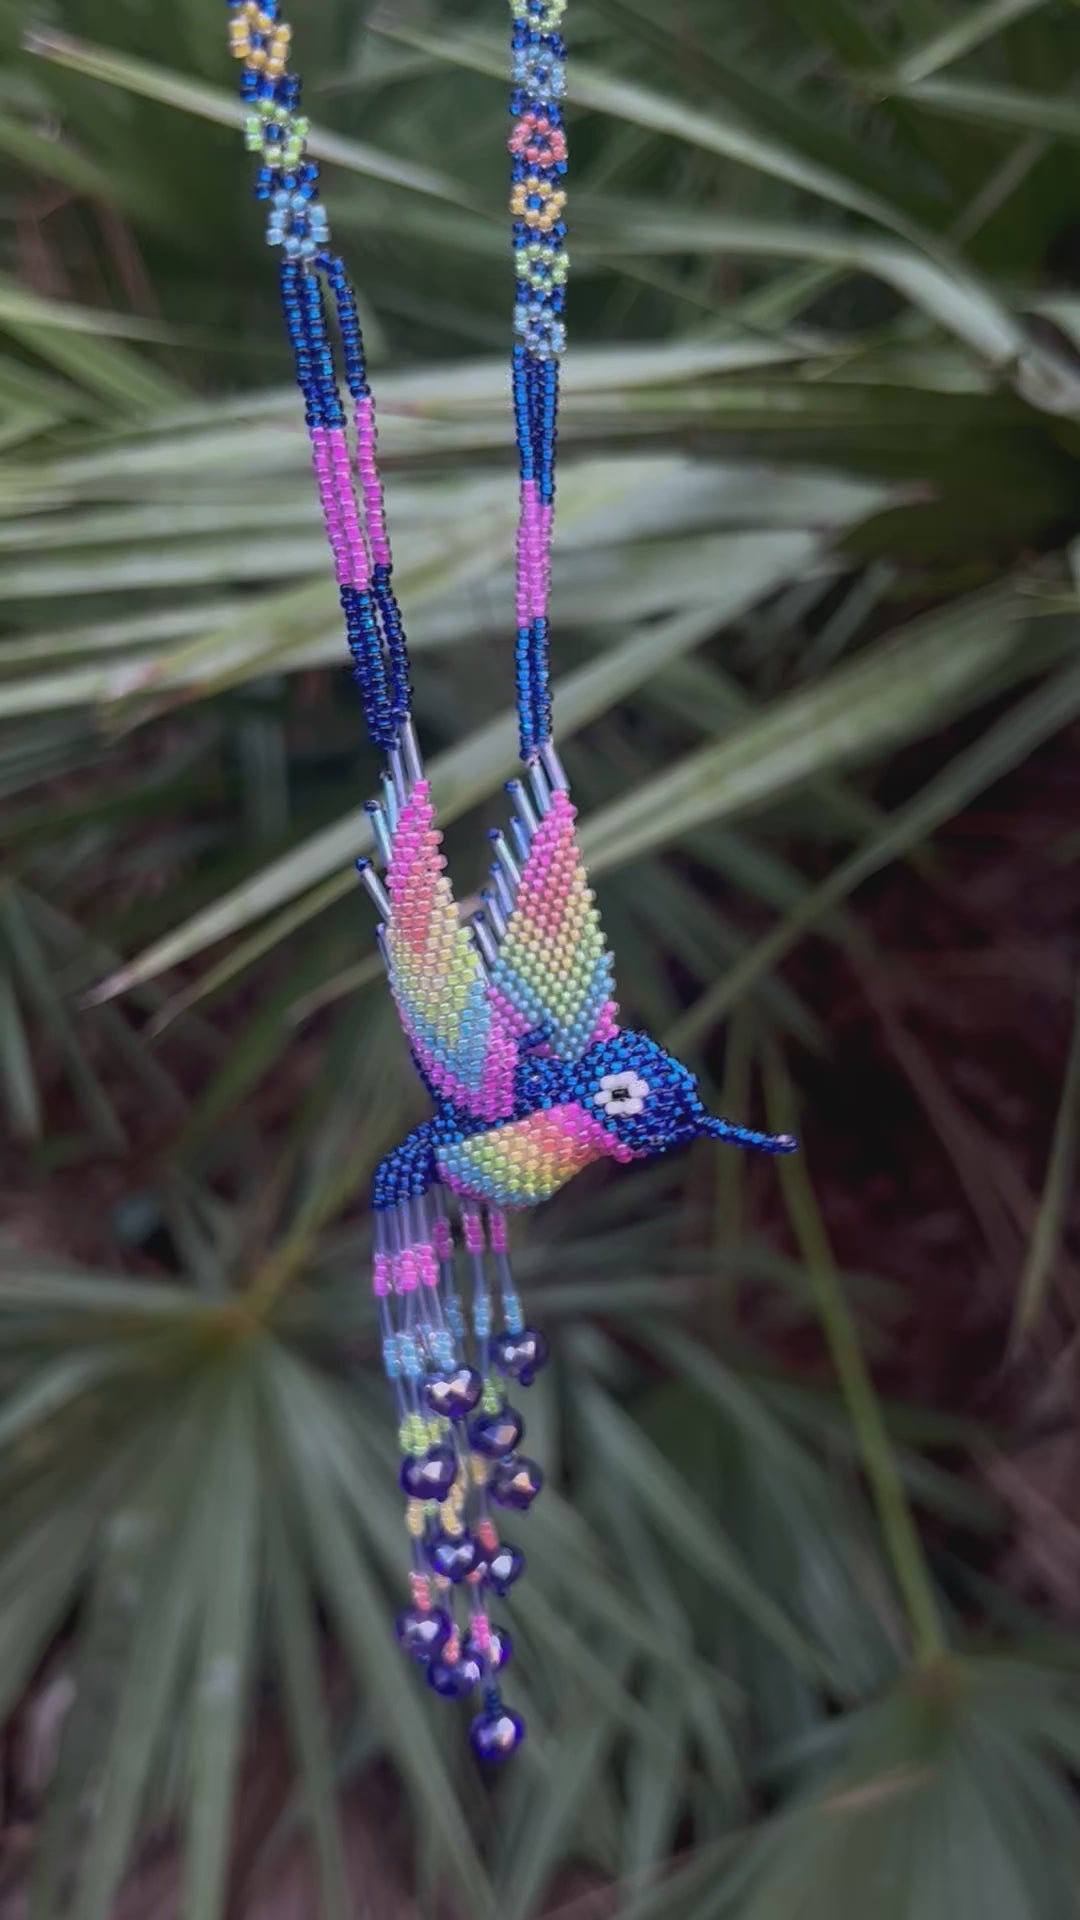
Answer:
406;1501;425;1538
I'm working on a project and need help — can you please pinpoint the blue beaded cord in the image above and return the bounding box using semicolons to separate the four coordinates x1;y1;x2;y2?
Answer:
226;0;409;756
510;8;568;764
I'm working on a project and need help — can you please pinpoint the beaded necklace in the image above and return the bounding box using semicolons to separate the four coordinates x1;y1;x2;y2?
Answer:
224;0;795;1764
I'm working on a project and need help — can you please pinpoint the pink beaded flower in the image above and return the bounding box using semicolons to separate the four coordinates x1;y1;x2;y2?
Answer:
509;111;568;169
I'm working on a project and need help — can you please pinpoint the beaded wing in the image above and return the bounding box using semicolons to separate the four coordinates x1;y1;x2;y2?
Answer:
225;0;794;1764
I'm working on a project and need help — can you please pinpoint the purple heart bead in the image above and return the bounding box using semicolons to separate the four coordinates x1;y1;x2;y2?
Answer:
395;1605;452;1663
492;1328;549;1387
427;1530;484;1584
484;1542;524;1596
463;1624;512;1672
400;1445;458;1500
490;1455;544;1512
469;1704;526;1762
427;1653;482;1699
468;1405;524;1459
424;1366;483;1420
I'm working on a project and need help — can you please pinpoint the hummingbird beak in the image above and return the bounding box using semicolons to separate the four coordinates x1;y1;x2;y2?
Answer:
702;1116;798;1154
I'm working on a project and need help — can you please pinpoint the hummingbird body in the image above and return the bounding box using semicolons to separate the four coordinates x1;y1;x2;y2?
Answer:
373;1028;794;1215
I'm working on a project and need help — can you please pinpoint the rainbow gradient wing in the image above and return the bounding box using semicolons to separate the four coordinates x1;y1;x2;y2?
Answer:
382;777;518;1121
484;765;618;1064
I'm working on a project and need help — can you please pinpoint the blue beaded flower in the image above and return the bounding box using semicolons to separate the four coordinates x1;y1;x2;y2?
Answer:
514;303;567;358
266;189;329;256
512;45;566;99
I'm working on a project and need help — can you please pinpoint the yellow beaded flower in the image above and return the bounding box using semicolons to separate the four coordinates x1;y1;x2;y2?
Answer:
510;175;567;233
229;3;291;77
511;0;568;30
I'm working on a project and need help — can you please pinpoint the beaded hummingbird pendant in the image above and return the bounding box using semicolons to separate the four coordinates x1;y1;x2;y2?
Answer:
357;728;794;1761
224;0;794;1762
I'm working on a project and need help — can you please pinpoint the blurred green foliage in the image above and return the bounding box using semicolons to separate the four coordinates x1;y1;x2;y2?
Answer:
2;0;1080;1915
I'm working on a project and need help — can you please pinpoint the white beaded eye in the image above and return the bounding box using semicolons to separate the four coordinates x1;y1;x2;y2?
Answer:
594;1071;650;1118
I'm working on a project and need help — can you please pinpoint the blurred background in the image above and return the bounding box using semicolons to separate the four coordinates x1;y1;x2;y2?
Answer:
3;0;1080;1914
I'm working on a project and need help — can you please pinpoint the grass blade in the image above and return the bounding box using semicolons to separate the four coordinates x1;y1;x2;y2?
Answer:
892;0;1053;87
892;74;1080;144
1012;976;1080;1342
0;956;41;1140
668;650;1080;1049
264;1497;349;1920
184;1366;260;1920
582;587;1044;874
25;27;476;209
73;1376;234;1920
580;1386;828;1681
764;1052;946;1664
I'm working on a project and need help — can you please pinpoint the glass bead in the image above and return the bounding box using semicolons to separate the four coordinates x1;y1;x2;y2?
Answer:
485;1542;524;1596
395;1605;452;1662
399;1444;458;1500
427;1653;482;1699
492;1327;549;1386
490;1455;544;1512
469;1704;526;1762
463;1623;512;1672
427;1531;484;1584
424;1365;483;1420
468;1405;524;1458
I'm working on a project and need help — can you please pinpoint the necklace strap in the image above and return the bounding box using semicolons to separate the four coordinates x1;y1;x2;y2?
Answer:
225;0;569;767
226;0;409;754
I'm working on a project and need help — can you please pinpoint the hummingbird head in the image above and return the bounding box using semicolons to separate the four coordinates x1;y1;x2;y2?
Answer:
577;1030;797;1161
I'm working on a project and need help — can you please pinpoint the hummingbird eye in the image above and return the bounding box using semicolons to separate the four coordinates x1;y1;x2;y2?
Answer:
593;1070;650;1118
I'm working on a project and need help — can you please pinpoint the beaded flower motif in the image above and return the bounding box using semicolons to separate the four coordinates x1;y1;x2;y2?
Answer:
509;111;568;168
